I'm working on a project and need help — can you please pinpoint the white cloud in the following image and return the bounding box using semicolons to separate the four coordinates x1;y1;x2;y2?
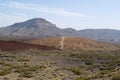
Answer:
0;1;92;17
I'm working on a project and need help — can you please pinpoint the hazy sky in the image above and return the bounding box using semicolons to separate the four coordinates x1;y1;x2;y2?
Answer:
0;0;120;30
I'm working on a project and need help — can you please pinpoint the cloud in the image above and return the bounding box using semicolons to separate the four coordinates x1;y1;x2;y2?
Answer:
0;1;92;17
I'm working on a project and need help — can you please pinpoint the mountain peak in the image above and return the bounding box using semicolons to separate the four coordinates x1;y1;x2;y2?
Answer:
11;18;51;27
8;18;54;29
26;18;48;23
64;28;76;31
1;18;63;39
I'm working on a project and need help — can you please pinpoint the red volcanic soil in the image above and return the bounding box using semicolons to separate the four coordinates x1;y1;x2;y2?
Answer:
0;40;59;51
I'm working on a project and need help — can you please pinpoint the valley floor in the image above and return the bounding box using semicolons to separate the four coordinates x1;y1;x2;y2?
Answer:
0;50;119;80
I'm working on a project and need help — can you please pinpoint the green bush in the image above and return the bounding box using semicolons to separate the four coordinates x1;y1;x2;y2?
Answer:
14;65;29;73
85;61;93;65
0;67;12;76
92;74;104;79
19;71;34;78
75;77;90;80
17;58;30;62
71;67;82;75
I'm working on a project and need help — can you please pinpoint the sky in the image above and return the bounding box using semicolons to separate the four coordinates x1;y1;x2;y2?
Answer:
0;0;120;30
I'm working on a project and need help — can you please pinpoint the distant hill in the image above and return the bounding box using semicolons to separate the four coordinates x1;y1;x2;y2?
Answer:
78;29;120;43
0;18;120;43
26;37;119;51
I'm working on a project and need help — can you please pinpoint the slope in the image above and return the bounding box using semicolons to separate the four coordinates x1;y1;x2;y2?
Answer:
0;40;59;51
26;37;119;51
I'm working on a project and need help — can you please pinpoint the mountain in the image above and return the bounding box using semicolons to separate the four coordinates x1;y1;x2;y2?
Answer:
78;29;120;43
26;37;119;51
63;28;120;43
0;18;64;40
0;18;120;43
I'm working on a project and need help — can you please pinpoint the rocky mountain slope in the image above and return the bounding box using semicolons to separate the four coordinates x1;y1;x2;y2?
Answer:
0;18;120;43
0;18;64;40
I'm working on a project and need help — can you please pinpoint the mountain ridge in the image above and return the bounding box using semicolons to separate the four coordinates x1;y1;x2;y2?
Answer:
0;18;120;43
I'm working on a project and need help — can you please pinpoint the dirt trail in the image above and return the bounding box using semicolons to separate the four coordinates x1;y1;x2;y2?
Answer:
60;37;65;49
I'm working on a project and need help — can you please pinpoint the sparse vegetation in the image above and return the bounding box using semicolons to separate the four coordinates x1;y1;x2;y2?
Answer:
71;67;82;75
75;77;90;80
0;49;119;80
19;71;34;78
0;67;12;76
112;73;120;80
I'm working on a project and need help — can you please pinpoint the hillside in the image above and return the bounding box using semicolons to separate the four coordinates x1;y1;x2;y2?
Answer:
0;40;59;51
27;37;119;51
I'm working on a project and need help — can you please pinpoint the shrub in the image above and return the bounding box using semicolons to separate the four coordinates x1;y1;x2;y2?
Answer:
0;67;12;76
17;58;30;62
75;77;90;80
85;61;93;65
71;67;82;75
112;73;120;80
92;74;104;79
19;71;33;78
